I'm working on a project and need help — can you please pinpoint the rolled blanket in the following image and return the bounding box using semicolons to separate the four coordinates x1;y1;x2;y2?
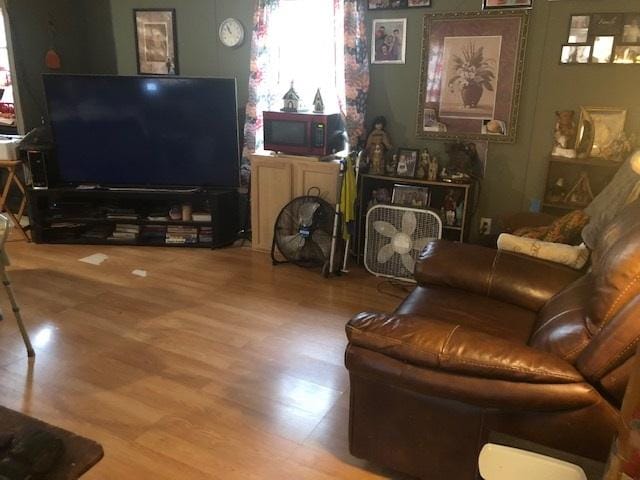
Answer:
497;233;590;270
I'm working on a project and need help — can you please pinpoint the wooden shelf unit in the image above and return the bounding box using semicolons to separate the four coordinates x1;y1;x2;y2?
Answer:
543;155;621;214
354;174;474;265
28;187;239;248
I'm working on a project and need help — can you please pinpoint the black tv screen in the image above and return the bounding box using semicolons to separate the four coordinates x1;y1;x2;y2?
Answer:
43;74;239;188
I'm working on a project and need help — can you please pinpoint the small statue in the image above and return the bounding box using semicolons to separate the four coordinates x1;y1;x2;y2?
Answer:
427;155;439;181
312;88;324;113
371;143;385;175
548;177;567;203
365;116;392;173
396;154;408;176
416;149;430;179
443;190;458;226
282;81;300;112
385;154;398;176
552;110;577;158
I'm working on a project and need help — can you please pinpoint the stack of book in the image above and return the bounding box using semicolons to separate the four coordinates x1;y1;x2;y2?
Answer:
199;226;213;244
109;224;140;242
192;212;212;222
106;208;138;221
166;226;198;245
147;212;170;222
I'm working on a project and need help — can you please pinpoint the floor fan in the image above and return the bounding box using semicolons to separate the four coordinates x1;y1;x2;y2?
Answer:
364;205;442;282
271;193;339;276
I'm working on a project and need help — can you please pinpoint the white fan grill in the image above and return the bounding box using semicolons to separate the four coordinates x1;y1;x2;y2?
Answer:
364;205;443;282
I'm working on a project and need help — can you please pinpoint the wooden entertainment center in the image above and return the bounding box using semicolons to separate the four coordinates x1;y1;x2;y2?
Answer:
28;187;238;248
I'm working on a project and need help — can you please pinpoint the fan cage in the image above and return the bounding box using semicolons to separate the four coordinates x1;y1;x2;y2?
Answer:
364;205;443;283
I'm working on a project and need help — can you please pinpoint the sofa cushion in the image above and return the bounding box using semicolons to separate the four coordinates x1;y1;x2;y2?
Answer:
396;285;537;344
346;312;583;384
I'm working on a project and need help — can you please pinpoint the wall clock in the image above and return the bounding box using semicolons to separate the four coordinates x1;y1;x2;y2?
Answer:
219;18;245;48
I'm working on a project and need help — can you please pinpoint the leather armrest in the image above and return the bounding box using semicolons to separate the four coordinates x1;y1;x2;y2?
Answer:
346;312;583;384
415;240;584;311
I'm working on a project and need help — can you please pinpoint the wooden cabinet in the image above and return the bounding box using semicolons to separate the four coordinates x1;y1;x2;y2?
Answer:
250;152;341;252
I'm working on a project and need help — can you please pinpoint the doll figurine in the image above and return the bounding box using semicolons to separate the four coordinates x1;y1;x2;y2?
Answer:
386;154;398;176
365;116;393;174
416;149;430;179
371;144;385;175
427;155;439;181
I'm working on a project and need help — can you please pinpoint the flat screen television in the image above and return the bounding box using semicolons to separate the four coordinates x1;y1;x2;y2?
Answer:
43;74;240;188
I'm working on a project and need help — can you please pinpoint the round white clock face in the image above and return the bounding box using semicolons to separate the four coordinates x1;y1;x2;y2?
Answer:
219;18;245;48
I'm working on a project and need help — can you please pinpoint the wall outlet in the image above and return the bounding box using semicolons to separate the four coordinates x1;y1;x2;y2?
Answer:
479;217;492;235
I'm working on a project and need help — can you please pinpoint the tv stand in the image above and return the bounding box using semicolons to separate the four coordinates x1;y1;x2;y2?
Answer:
105;186;202;193
28;187;238;248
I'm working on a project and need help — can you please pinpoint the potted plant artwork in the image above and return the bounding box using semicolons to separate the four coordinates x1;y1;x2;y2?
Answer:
447;42;496;109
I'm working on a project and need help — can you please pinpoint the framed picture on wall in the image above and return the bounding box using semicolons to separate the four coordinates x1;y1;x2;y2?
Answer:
134;9;179;75
416;10;530;143
368;0;431;10
371;18;407;64
483;0;532;10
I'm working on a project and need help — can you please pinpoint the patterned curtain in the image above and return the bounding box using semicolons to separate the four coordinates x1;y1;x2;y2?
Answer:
342;0;370;148
241;0;370;185
240;0;281;186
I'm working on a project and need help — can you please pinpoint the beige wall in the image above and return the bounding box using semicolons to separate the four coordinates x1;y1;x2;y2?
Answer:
85;0;640;222
367;0;640;222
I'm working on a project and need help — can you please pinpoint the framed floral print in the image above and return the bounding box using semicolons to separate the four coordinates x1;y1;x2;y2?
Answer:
134;9;179;75
416;10;530;143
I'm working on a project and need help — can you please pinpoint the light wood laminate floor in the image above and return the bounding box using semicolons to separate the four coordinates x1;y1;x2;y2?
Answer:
0;238;411;479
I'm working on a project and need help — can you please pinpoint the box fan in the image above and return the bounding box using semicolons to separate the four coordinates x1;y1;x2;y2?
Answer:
364;205;442;282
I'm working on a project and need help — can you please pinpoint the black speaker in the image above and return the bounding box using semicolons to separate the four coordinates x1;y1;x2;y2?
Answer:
26;149;52;189
18;128;56;189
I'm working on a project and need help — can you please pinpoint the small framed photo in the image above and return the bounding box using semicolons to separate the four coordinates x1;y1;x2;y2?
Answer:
482;0;532;10
613;45;640;64
396;148;419;177
392;184;430;209
368;0;431;10
589;13;624;37
134;9;179;75
560;45;591;64
623;13;640;43
569;15;590;44
578;107;627;158
372;18;407;64
591;36;615;63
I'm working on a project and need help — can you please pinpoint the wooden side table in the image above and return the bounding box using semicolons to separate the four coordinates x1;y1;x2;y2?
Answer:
0;159;30;241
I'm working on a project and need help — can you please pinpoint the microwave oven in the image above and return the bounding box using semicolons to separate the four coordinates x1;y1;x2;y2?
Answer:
263;111;346;156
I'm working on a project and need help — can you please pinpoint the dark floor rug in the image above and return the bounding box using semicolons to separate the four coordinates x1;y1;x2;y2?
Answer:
0;406;103;479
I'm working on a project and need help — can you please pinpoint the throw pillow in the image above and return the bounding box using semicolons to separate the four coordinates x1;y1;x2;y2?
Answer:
513;209;589;245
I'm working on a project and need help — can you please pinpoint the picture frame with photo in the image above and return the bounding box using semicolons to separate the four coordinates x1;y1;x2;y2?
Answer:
560;45;591;64
371;18;407;64
577;107;627;159
134;9;179;75
482;0;533;10
591;36;615;63
395;148;419;177
568;15;590;44
392;184;431;209
417;10;530;143
589;13;624;37
368;0;431;10
623;13;640;43
613;44;640;64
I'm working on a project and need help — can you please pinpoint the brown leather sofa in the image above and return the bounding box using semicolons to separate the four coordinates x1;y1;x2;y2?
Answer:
345;199;640;479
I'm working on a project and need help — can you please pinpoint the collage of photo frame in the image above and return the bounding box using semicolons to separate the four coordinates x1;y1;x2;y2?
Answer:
561;12;640;65
368;0;430;10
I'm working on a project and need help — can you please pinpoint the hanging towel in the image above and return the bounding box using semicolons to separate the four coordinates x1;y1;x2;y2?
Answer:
340;156;357;241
